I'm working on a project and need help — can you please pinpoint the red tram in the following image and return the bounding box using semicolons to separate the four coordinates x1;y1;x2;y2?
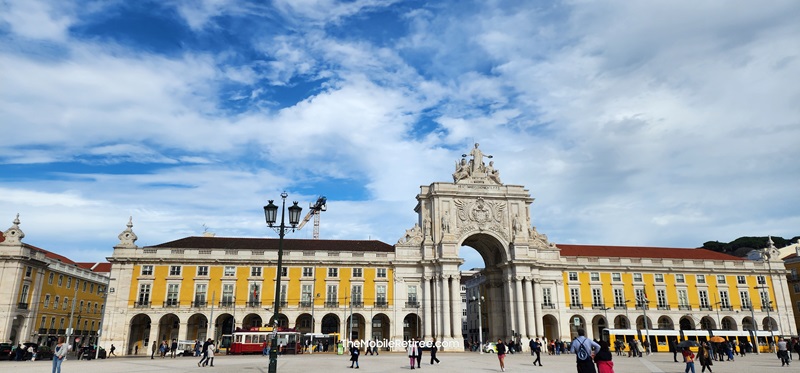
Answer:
229;327;302;355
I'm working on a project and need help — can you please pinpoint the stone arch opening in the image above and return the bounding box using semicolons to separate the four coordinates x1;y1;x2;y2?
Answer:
296;313;313;333
403;313;421;341
458;232;511;343
614;315;630;329
186;313;208;341
268;313;289;329
657;316;674;330
742;317;755;331
591;314;608;338
542;314;559;341
345;313;365;340
569;315;587;339
721;316;737;331
158;314;180;343
371;313;390;347
127;314;151;355
321;314;340;335
215;313;233;341
635;315;653;330
762;317;777;332
242;313;262;329
679;316;696;330
700;316;716;330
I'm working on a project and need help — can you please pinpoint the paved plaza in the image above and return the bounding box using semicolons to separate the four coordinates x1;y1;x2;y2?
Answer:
5;351;794;373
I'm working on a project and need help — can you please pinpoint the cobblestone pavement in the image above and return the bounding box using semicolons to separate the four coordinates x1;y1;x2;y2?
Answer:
5;351;794;372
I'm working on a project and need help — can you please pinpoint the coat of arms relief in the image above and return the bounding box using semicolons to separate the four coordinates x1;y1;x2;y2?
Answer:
454;197;509;241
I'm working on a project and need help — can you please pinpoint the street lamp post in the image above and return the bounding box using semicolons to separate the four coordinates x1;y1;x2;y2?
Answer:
95;283;111;360
600;307;611;332
310;290;319;354
623;299;632;329
472;296;484;354
748;303;759;355
636;295;649;352
66;281;79;356
754;285;774;351
264;192;303;373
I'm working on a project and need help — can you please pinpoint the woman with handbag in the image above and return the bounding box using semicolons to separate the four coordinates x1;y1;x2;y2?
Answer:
682;346;696;373
698;343;713;373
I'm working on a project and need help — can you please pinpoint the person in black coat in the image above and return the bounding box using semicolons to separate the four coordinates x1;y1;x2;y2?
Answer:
430;338;440;364
349;344;360;369
415;340;423;368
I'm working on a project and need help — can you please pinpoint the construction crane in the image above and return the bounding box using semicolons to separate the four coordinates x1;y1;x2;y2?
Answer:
297;196;327;239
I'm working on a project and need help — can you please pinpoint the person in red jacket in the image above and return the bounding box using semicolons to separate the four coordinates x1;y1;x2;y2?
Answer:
682;346;696;373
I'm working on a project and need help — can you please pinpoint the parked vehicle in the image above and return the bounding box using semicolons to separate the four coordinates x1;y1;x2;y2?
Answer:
0;343;12;360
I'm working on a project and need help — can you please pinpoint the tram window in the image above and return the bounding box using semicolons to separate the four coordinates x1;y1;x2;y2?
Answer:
246;335;252;343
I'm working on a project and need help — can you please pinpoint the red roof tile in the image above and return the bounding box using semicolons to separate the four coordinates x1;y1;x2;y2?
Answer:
149;236;395;252
558;244;744;261
24;243;77;265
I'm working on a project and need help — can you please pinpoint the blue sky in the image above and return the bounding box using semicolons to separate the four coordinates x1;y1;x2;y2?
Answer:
1;0;799;270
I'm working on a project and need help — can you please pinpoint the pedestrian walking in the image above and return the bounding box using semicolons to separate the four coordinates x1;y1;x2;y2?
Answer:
698;343;713;373
349;343;360;368
52;336;68;373
430;338;440;364
496;339;507;372
407;338;419;370
109;344;116;357
778;337;790;366
682;347;696;373
671;339;679;362
415;339;423;368
151;340;157;359
134;343;139;355
570;328;600;373
171;339;178;358
532;337;543;366
198;338;212;367
205;341;215;367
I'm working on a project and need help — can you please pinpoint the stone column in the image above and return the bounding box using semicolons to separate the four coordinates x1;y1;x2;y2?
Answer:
503;276;515;336
423;276;433;339
522;277;534;338
533;279;543;337
514;277;527;339
147;322;159;356
449;275;461;338
364;314;372;343
432;275;440;339
439;275;451;339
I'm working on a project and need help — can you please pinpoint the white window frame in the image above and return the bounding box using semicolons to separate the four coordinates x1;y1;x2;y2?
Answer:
224;266;236;277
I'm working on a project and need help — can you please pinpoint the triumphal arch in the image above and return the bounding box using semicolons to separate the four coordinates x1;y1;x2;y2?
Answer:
393;143;564;349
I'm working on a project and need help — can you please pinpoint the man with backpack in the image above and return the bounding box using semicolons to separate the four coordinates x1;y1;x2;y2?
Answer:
570;328;601;373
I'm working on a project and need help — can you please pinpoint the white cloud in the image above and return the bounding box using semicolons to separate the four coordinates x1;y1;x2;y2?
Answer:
0;0;74;41
1;1;800;264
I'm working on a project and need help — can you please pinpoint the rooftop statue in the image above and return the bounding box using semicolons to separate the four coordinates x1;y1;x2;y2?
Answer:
453;143;500;184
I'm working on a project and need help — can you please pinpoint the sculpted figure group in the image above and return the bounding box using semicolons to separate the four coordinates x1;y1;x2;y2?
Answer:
452;143;501;184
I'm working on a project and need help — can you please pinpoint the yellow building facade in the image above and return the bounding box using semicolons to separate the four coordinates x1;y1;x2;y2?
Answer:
0;215;110;349
101;222;401;355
